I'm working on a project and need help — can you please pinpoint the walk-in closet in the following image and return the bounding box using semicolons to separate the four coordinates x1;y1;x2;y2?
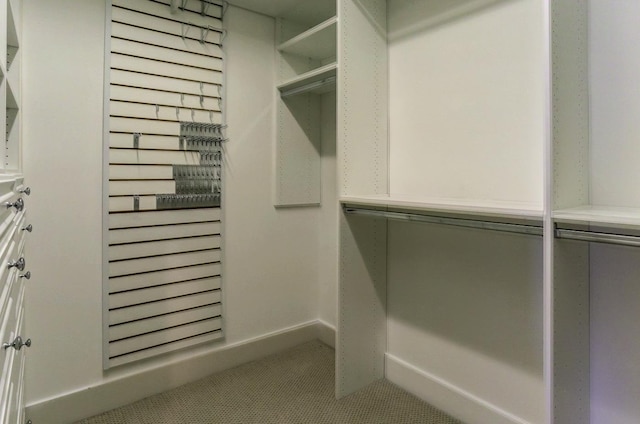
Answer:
0;0;638;423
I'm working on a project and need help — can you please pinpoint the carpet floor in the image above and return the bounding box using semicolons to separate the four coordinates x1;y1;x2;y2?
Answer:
75;341;464;424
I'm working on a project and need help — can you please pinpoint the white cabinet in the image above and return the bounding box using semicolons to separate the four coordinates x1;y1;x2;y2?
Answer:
0;179;29;424
273;0;336;206
0;0;26;422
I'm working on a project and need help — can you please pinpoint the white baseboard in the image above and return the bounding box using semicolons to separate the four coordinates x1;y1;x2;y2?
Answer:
385;353;532;424
27;320;336;424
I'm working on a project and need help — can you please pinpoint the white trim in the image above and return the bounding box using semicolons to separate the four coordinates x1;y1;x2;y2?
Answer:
26;320;335;424
385;353;532;424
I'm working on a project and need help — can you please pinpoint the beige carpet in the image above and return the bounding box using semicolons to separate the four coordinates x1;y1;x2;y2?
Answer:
76;341;464;424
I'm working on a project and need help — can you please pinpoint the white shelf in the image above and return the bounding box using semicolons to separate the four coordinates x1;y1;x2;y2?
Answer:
340;194;543;222
554;205;640;228
278;17;336;60
277;62;336;96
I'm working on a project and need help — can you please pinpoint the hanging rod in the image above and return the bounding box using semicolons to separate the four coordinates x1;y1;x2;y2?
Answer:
280;76;337;98
555;227;640;247
343;206;543;237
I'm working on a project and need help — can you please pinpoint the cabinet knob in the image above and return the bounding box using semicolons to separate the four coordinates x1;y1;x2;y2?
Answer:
5;198;23;211
8;257;25;271
3;336;31;351
19;187;31;196
20;271;31;280
22;224;33;232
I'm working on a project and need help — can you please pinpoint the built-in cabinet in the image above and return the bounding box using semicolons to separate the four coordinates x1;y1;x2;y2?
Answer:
247;0;640;423
0;0;27;422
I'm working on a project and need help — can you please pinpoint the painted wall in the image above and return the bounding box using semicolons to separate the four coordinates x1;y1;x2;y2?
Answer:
387;222;544;423
388;0;544;206
23;0;321;408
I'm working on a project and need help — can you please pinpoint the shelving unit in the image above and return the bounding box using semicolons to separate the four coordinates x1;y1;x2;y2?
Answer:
273;0;336;207
4;0;20;172
230;1;640;423
551;2;640;423
337;2;546;423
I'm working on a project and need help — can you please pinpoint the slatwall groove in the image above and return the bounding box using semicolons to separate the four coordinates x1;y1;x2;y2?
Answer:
110;102;222;122
109;304;222;341
109;263;222;292
110;274;221;296
108;332;224;367
111;54;222;83
109;286;220;311
111;315;222;344
110;90;220;112
110;278;222;309
109;235;221;261
107;0;224;367
111;23;222;58
111;7;223;43
109;208;221;228
109;290;222;325
111;38;223;65
109;222;221;244
112;20;222;48
109;133;183;150
151;0;223;18
109;317;223;357
111;70;220;97
116;0;222;24
109;249;221;277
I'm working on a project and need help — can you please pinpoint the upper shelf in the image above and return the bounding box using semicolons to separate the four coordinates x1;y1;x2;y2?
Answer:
340;194;544;223
278;17;337;60
554;205;640;229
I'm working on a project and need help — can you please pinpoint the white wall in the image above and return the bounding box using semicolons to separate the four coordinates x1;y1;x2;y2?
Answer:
387;222;544;423
388;0;544;206
23;0;321;412
317;92;337;328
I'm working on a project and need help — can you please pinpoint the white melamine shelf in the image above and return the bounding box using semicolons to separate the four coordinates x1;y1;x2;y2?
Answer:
340;194;543;222
277;62;337;96
278;16;337;60
554;205;640;228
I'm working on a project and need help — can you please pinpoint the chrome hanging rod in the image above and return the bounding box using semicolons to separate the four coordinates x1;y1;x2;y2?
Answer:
343;206;543;237
555;227;640;247
280;76;337;98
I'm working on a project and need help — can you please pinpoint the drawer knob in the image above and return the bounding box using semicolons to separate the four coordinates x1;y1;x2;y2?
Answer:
18;187;31;196
20;271;31;280
22;224;33;233
5;198;24;211
3;336;31;351
8;257;25;271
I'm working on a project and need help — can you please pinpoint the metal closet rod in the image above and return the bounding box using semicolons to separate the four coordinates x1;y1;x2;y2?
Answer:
343;206;543;237
280;76;336;98
555;227;640;247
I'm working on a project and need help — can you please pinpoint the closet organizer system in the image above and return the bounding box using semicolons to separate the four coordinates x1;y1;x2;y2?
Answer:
244;0;640;423
0;0;29;422
105;0;226;368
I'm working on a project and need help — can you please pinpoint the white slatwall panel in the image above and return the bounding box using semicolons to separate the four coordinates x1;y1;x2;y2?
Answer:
106;0;225;368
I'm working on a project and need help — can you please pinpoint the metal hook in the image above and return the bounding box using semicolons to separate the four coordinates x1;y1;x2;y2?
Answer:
181;22;191;40
222;1;229;19
200;26;210;44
